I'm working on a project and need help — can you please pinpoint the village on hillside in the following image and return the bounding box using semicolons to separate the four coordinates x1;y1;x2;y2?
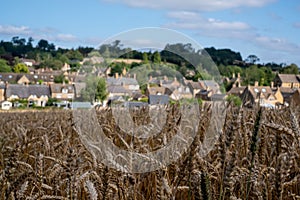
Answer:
1;57;300;110
0;38;299;110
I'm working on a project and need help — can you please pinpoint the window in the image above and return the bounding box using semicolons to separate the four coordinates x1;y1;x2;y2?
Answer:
62;88;68;94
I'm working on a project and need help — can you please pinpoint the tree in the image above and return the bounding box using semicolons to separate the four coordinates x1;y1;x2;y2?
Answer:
37;39;50;51
226;95;242;107
245;55;260;64
95;78;108;103
0;59;12;72
142;52;149;64
64;50;83;61
13;63;29;73
81;76;107;103
279;63;299;74
153;51;161;63
54;74;68;83
37;39;55;51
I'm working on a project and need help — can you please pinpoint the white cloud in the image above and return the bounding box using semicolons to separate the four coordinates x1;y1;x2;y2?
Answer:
0;25;31;35
56;34;78;42
0;24;79;44
165;11;251;38
254;36;300;53
104;0;275;11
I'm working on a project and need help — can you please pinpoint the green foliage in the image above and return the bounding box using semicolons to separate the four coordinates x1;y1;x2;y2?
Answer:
142;52;149;64
40;59;63;70
245;54;260;64
81;76;107;103
13;63;29;73
54;74;68;83
205;47;243;66
95;78;108;103
37;39;55;51
279;63;299;74
110;62;129;75
0;59;12;72
226;95;242;107
64;50;83;61
46;97;59;106
152;51;161;63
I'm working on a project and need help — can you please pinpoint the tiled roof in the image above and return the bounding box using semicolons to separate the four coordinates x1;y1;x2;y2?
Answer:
70;102;92;109
188;81;203;90
147;86;166;95
106;77;139;86
6;84;50;98
73;82;86;96
211;94;227;101
0;73;54;83
124;102;148;108
50;84;75;94
277;74;300;83
107;85;129;94
148;95;169;105
200;80;220;92
227;86;246;95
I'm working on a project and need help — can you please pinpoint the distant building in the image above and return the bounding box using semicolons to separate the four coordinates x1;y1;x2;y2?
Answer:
241;86;283;108
107;85;130;99
273;74;300;88
50;84;75;101
290;89;300;106
61;63;71;72
20;58;37;67
227;86;246;98
0;73;55;85
1;101;12;110
6;84;50;107
187;81;205;97
69;102;92;109
106;73;140;91
148;95;169;105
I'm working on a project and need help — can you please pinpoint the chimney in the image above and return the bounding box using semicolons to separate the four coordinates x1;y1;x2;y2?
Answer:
149;75;152;81
232;73;236;79
115;73;119;79
159;79;163;86
237;73;240;78
271;81;274;88
133;73;136;80
254;81;259;87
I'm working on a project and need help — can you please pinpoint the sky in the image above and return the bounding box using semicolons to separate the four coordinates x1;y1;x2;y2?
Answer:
0;0;300;66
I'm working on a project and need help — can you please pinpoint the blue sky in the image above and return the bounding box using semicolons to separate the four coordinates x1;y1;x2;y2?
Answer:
1;0;300;66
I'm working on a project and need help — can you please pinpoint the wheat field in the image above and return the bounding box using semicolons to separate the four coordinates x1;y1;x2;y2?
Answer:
0;104;300;200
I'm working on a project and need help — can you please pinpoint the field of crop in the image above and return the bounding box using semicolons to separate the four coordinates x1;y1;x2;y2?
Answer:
0;105;300;200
